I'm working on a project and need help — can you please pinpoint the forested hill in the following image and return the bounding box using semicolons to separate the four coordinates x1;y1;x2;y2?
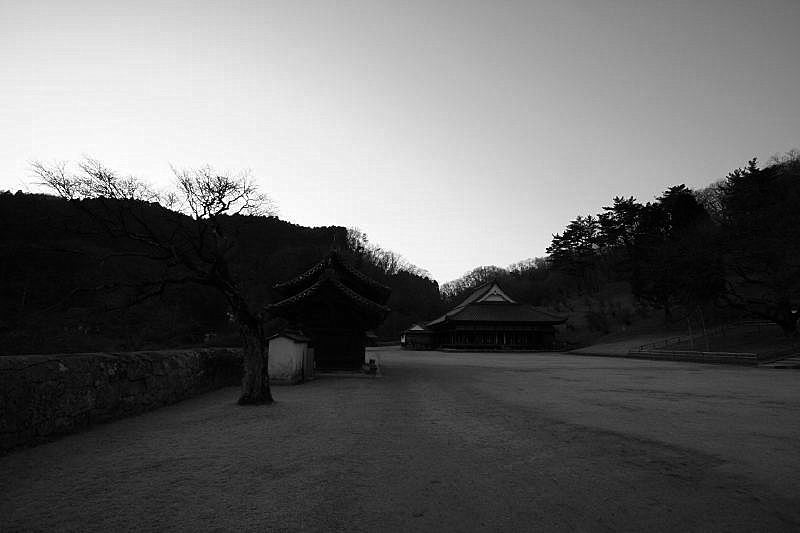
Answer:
3;150;797;354
0;192;439;354
440;152;800;343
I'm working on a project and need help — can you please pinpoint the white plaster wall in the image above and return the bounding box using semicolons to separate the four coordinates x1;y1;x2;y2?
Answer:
268;337;305;383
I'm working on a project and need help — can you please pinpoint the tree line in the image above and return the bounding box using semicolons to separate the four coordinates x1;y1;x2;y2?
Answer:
441;150;800;336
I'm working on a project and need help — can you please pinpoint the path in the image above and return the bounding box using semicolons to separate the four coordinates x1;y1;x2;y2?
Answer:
2;349;799;531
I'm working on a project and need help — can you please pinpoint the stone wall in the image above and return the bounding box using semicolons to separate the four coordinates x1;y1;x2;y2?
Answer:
0;348;242;453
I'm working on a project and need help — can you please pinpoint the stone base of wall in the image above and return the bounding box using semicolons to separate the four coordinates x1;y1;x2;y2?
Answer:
0;348;242;454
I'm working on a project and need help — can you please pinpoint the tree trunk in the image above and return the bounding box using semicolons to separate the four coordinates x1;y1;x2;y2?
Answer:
238;322;273;405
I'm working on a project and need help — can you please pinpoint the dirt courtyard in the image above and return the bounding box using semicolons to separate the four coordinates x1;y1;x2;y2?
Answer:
2;349;799;532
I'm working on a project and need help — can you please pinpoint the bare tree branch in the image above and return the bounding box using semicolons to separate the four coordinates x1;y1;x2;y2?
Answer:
33;157;279;403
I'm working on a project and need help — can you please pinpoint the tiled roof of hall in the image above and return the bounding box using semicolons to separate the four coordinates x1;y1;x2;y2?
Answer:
273;250;391;302
426;281;566;327
266;272;391;316
439;302;566;324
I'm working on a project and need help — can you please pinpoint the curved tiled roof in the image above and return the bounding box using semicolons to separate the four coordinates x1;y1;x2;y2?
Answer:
427;302;566;326
273;260;327;291
267;275;390;315
273;251;391;302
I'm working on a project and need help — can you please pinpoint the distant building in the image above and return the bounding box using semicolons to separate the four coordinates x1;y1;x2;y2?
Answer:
401;323;434;349
411;281;566;350
267;251;391;370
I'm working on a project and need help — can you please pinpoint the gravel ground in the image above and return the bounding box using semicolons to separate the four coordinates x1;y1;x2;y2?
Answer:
2;349;799;532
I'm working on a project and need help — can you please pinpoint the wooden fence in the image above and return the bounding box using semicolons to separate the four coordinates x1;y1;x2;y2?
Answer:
635;320;777;352
626;349;759;365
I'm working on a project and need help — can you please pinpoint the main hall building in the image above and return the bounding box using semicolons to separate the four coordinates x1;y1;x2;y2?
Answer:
402;281;566;350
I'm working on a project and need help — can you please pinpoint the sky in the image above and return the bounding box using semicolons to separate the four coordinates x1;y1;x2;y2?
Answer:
1;0;798;283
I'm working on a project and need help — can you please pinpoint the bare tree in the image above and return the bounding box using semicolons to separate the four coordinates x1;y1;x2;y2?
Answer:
32;157;276;404
345;226;432;279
